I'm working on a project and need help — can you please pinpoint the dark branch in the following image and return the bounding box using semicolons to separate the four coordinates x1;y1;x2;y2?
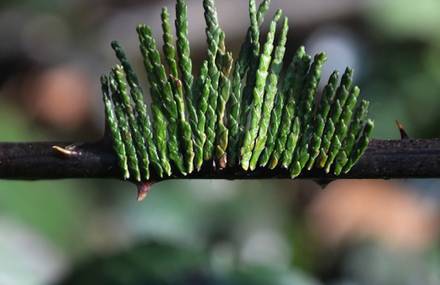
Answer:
0;139;439;182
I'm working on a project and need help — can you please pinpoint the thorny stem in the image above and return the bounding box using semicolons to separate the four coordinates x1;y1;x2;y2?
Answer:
0;139;440;183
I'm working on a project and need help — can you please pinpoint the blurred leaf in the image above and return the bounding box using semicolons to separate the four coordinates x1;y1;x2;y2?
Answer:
367;0;440;41
59;242;320;285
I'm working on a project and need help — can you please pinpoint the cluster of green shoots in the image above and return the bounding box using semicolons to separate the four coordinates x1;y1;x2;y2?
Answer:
101;0;374;182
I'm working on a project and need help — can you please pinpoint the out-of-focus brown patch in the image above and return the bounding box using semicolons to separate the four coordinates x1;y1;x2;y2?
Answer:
307;180;439;251
22;66;93;131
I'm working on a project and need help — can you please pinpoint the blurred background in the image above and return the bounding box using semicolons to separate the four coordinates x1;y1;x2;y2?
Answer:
0;0;440;284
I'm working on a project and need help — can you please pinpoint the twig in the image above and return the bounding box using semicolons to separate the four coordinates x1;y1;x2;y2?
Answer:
0;139;439;181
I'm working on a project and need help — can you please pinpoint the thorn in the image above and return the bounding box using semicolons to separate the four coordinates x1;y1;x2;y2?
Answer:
395;120;409;140
314;179;333;188
52;145;80;157
218;155;227;170
136;182;154;202
170;75;182;88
